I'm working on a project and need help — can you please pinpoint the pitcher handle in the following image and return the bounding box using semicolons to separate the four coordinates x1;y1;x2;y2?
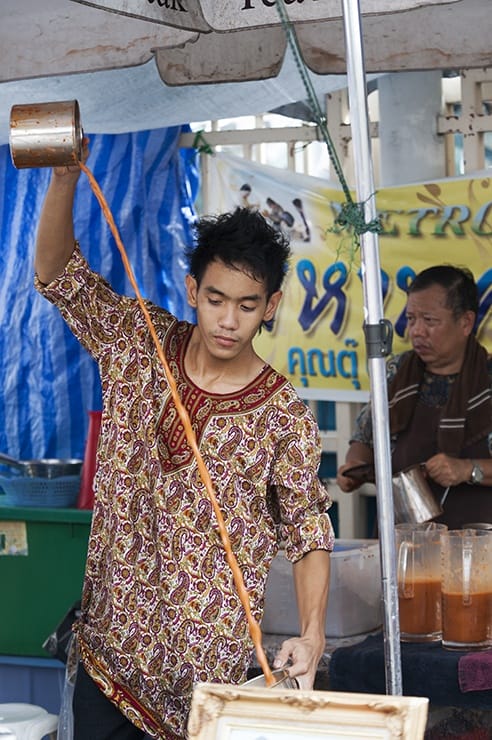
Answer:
397;541;414;598
462;538;473;606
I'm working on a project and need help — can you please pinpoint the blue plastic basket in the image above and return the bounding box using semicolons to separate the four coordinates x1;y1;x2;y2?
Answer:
0;473;81;508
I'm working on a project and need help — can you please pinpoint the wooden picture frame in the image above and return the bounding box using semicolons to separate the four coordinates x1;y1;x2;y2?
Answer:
187;684;429;740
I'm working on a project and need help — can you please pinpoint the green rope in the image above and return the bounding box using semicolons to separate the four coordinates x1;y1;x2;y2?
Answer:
275;1;381;251
334;199;382;236
331;198;382;264
192;130;214;155
276;1;350;201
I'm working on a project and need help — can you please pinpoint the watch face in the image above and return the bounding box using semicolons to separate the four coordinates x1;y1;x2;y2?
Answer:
472;464;484;484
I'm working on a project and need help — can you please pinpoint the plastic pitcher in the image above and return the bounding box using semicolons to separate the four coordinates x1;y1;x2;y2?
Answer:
396;522;448;642
441;529;492;650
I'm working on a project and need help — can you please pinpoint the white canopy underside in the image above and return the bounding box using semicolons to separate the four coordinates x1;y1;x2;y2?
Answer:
0;0;489;144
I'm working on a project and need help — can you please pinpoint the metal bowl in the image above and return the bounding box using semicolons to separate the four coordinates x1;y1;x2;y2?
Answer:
0;453;83;479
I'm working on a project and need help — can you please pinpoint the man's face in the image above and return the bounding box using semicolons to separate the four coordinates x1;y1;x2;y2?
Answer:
186;259;281;362
406;284;474;374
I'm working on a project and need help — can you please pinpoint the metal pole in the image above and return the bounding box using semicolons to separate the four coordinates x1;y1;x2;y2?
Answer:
341;0;403;695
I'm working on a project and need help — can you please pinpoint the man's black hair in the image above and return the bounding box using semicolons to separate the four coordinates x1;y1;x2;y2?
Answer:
409;264;479;318
188;207;291;298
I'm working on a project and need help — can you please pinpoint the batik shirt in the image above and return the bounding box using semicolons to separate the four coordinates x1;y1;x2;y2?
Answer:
36;245;334;739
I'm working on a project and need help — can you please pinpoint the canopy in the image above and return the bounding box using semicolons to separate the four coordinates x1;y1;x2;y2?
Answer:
1;0;490;144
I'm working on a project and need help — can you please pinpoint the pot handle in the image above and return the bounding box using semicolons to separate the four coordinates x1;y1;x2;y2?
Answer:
0;452;25;470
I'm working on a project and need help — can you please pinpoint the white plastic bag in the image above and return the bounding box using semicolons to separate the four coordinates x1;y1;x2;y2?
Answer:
56;635;79;740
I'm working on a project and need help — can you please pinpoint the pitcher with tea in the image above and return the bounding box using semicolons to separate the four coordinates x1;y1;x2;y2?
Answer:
441;528;492;650
396;522;447;642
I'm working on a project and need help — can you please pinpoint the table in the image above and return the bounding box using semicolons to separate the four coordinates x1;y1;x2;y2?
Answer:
253;632;492;739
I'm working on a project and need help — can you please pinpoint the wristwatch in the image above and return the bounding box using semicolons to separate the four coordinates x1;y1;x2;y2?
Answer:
469;461;484;485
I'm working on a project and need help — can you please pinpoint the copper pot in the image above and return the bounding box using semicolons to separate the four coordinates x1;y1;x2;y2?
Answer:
9;99;83;169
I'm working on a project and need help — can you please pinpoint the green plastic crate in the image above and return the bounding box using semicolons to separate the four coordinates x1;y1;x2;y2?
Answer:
0;502;91;657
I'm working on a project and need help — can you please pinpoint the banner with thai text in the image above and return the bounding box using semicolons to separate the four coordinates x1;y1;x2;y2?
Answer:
207;153;492;400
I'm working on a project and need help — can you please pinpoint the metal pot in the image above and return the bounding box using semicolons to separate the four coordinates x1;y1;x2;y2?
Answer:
243;668;299;690
0;452;83;479
392;464;443;525
9;99;83;169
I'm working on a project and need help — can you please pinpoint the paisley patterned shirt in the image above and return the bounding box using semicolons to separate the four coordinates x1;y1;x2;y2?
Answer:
36;245;334;739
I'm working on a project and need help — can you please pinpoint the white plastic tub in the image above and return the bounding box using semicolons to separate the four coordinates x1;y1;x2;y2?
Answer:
261;539;382;637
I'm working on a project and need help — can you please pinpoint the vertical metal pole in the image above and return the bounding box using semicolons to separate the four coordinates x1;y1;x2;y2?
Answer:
341;0;403;695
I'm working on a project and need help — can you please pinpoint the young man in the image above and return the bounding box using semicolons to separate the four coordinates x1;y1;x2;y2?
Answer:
35;153;334;739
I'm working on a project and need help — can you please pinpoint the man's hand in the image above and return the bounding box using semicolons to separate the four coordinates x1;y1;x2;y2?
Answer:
424;453;472;487
336;442;374;493
53;137;89;178
273;633;325;689
336;461;367;492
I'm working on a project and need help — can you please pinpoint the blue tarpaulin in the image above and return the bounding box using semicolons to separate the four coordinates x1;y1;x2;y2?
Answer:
0;126;199;460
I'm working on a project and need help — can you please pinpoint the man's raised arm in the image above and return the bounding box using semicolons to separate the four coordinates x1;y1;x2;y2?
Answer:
35;159;84;285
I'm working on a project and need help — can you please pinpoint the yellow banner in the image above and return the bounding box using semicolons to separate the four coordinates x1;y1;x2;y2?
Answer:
207;154;492;399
